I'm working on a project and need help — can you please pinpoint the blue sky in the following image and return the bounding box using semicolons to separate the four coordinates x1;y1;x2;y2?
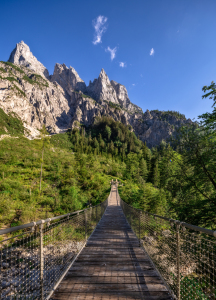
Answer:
1;0;216;120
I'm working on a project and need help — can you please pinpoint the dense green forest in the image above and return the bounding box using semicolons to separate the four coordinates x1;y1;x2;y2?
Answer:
0;82;215;231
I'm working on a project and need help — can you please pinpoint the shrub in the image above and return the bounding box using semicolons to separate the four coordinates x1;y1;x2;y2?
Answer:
0;61;25;74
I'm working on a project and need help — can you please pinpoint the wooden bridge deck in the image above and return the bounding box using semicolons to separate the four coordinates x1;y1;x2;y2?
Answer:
52;186;172;300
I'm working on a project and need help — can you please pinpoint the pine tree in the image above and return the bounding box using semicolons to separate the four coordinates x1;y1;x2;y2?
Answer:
140;158;148;180
153;160;160;188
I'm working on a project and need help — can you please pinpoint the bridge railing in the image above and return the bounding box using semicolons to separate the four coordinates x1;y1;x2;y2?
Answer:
0;196;110;300
117;189;216;300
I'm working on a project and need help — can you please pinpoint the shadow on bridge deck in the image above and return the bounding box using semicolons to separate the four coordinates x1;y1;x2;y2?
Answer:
52;186;172;300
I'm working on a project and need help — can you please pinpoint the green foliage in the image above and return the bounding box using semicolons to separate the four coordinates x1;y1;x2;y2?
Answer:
107;101;121;110
6;76;18;83
0;79;216;231
0;108;25;135
23;75;35;84
0;135;111;227
198;81;216;131
0;67;6;73
0;61;25;74
12;85;26;97
23;74;49;87
31;74;49;87
151;109;186;120
81;94;90;98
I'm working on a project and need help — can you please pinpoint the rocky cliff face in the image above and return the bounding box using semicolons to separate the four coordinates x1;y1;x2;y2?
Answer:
86;69;142;113
87;68;118;104
69;94;192;147
8;41;49;78
0;41;192;146
0;61;72;138
51;63;86;95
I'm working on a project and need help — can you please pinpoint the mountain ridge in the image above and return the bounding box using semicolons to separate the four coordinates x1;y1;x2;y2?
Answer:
0;41;192;147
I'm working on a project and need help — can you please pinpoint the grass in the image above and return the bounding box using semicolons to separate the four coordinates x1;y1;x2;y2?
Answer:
0;108;25;135
12;85;26;97
0;134;113;228
6;76;18;83
0;61;25;74
151;109;186;120
31;74;49;87
23;74;49;88
103;100;122;110
0;67;6;73
23;75;35;84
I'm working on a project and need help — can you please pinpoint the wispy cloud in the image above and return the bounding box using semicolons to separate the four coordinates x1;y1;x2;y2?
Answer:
92;15;108;45
119;62;126;67
140;74;143;77
132;83;136;86
106;46;117;60
150;48;155;56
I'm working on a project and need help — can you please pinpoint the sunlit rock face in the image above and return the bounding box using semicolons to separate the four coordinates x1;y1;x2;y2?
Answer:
8;41;49;78
110;80;143;113
51;63;86;95
0;60;72;138
87;68;118;104
0;41;192;146
86;69;142;113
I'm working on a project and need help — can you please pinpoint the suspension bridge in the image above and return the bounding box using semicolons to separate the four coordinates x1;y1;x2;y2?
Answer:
52;184;171;299
0;183;215;299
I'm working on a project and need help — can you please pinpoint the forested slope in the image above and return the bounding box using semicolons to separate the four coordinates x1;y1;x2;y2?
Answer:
0;81;215;231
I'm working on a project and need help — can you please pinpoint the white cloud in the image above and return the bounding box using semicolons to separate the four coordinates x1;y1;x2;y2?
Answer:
150;48;155;56
119;62;126;67
106;46;117;60
132;83;136;86
92;15;108;45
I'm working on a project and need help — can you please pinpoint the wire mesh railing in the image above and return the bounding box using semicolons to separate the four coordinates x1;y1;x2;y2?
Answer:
0;196;109;299
117;188;216;300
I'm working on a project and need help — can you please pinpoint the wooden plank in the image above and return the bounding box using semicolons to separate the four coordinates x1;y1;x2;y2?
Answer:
55;283;168;292
52;186;171;300
78;254;148;259
73;261;153;266
66;270;159;277
56;276;163;284
76;258;149;262
52;292;173;300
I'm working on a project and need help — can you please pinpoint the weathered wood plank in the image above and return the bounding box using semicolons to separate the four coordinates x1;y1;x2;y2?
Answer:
54;275;163;284
52;291;173;300
66;270;160;277
56;283;168;292
52;186;171;300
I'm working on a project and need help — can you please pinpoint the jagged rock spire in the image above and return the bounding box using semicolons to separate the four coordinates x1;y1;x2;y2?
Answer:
8;41;49;78
51;63;86;95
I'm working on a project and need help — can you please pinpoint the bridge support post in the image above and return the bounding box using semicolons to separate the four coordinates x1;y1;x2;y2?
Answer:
84;211;87;241
176;223;181;300
139;211;141;246
90;206;92;221
39;221;45;300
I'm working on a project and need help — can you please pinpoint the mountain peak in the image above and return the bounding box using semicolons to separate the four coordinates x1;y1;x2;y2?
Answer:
99;68;107;77
8;41;49;78
51;63;86;95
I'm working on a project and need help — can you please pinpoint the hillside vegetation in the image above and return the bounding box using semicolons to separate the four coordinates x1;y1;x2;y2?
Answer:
0;108;25;136
0;82;216;231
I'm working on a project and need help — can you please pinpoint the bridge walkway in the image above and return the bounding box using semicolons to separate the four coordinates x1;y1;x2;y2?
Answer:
52;186;172;300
